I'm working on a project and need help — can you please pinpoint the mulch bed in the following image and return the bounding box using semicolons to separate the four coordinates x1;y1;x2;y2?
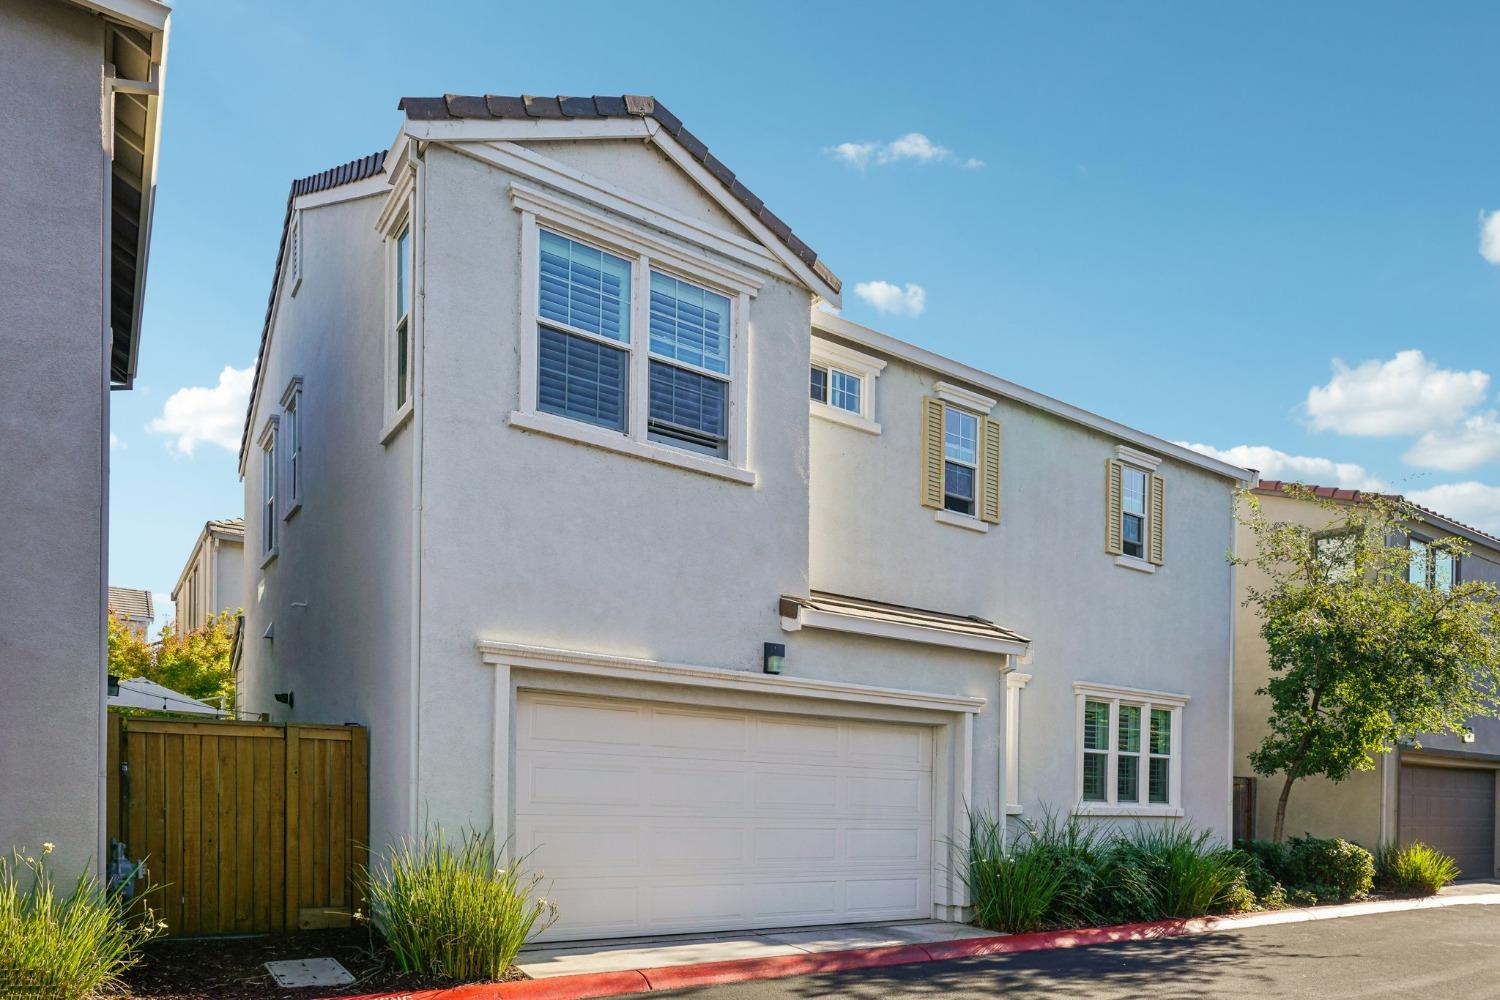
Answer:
118;928;527;999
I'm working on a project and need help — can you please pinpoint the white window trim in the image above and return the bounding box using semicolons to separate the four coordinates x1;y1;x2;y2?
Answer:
258;416;279;566
1115;554;1155;574
1005;671;1031;814
810;337;885;434
1116;458;1153;566
1116;444;1163;470
381;185;415;443
280;377;303;519
1072;681;1187;818
287;210;303;297
933;380;997;413
935;508;989;533
510;184;756;480
941;405;982;522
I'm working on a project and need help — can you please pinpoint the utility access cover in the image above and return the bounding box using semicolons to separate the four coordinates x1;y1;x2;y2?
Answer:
265;957;355;988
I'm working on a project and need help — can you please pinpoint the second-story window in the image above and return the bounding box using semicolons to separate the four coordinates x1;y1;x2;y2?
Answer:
259;418;279;561
1120;465;1147;558
282;377;303;516
1105;450;1165;568
393;224;412;410
810;364;861;414
648;272;731;458
1409;536;1457;592
943;407;979;516
537;230;632;431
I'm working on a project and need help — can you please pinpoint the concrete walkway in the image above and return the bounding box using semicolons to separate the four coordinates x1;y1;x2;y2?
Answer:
515;920;1000;979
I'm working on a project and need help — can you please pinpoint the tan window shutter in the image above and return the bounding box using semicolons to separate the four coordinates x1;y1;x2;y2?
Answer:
980;417;1002;524
921;397;945;509
1105;459;1124;554
1148;473;1166;565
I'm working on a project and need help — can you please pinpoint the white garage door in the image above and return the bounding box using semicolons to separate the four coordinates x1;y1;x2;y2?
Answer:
515;692;935;941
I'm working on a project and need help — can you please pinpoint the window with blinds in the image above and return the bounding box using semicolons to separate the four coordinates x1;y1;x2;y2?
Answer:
537;230;632;432
647;271;731;458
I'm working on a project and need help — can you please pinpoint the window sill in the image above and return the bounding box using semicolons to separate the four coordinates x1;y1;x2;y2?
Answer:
1005;804;1023;816
935;509;989;533
810;401;880;435
282;499;302;523
1115;555;1156;574
260;548;279;569
380;402;414;445
508;410;756;485
1073;804;1183;819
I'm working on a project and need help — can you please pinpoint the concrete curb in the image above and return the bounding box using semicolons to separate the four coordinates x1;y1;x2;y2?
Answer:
324;892;1500;1000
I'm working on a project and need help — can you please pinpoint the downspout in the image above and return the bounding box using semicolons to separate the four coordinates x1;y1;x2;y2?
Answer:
1227;471;1256;840
406;140;427;838
95;42;112;877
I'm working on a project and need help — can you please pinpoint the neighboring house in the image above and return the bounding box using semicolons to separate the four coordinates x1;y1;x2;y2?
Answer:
238;93;1251;941
107;586;155;637
1234;481;1500;878
171;517;245;629
0;0;169;876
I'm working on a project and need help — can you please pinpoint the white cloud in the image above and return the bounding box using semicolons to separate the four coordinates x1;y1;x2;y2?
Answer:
109;432;125;450
854;280;926;317
148;365;254;455
1481;210;1500;266
1406;482;1500;535
829;132;981;169
1175;442;1387;491
814;300;841;316
1403;411;1500;471
1305;350;1490;437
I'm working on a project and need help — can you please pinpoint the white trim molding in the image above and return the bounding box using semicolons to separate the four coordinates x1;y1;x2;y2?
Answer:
1115;555;1156;574
780;606;1027;657
935;509;990;533
507;410;756;485
933;380;998;414
1004;671;1032;814
810;336;885;434
1116;444;1163;471
1072;681;1188;818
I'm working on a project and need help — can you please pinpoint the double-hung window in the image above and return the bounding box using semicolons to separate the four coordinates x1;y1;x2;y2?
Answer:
281;377;303;516
516;197;752;477
537;229;632;432
648;271;731;457
259;418;279;561
1075;683;1185;814
1120;466;1147;558
943;408;979;516
1408;536;1457;592
391;222;413;413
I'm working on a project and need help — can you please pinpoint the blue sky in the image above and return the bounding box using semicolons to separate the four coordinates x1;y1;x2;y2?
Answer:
112;0;1500;624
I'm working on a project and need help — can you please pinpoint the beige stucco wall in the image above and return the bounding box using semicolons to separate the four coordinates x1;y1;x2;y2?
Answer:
0;0;110;877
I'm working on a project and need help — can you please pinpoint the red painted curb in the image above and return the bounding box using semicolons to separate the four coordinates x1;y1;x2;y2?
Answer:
337;970;651;1000
638;943;934;991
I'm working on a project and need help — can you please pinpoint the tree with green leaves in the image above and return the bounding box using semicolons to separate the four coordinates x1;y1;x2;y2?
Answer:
1239;485;1500;842
107;609;239;715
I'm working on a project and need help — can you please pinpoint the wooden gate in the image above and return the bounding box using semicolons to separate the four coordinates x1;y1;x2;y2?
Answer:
106;717;368;937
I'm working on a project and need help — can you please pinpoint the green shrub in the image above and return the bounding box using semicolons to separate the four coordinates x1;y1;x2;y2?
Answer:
1375;842;1460;897
1115;826;1249;919
0;843;161;1000
1284;836;1374;902
1237;839;1291;891
1259;882;1289;910
1287;886;1319;907
363;828;557;982
963;813;1069;933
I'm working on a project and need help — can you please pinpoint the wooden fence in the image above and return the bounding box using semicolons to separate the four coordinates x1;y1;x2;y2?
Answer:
106;716;368;937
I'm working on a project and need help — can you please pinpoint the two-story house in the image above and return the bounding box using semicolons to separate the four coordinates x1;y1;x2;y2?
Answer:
238;93;1250;941
1235;482;1500;878
171;516;245;630
0;0;169;876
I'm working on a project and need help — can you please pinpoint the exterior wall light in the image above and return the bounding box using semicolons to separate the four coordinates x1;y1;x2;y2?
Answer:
763;642;786;675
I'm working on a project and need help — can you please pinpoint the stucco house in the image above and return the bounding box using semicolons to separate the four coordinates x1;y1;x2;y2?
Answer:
171;516;245;630
107;586;155;638
237;93;1251;940
0;0;169;876
1234;481;1500;878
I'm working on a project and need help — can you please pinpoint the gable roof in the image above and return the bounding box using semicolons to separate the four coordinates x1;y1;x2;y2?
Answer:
238;151;388;465
108;586;154;623
396;94;841;296
1254;480;1500;552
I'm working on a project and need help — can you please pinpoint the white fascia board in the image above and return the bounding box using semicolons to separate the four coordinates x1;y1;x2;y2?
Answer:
403;118;654;143
813;311;1255;484
67;0;170;36
477;640;986;714
293;174;389;212
784;606;1029;657
1071;680;1190;706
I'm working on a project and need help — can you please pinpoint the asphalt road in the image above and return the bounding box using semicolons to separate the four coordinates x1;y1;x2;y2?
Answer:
663;905;1500;1000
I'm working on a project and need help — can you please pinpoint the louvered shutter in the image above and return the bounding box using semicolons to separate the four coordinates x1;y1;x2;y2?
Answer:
1105;459;1124;554
1148;473;1166;565
920;397;945;509
980;418;1003;524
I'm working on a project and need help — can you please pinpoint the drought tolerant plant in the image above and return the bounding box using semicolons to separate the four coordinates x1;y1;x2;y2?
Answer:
362;827;557;982
1283;836;1374;902
0;843;162;1000
962;812;1069;933
1237;485;1500;843
1375;842;1460;897
1114;826;1251;919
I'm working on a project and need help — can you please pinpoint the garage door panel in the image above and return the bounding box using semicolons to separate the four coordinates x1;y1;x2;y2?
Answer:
525;697;645;747
1399;764;1496;879
516;693;935;940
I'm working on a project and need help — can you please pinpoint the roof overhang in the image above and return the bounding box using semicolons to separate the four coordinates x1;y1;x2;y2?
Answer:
813;311;1256;485
73;0;172;388
779;592;1030;657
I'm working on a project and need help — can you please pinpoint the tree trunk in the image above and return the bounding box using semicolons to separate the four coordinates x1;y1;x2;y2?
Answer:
1272;772;1297;843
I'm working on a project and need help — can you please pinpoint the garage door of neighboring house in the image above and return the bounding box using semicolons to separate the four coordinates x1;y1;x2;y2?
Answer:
515;691;935;941
1399;763;1497;879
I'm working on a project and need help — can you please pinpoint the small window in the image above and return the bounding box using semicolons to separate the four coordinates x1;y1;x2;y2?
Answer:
810;365;828;404
259;420;278;559
282;379;303;515
1409;536;1458;591
1075;684;1184;813
943;408;978;516
1121;466;1147;559
393;223;412;410
829;369;861;413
